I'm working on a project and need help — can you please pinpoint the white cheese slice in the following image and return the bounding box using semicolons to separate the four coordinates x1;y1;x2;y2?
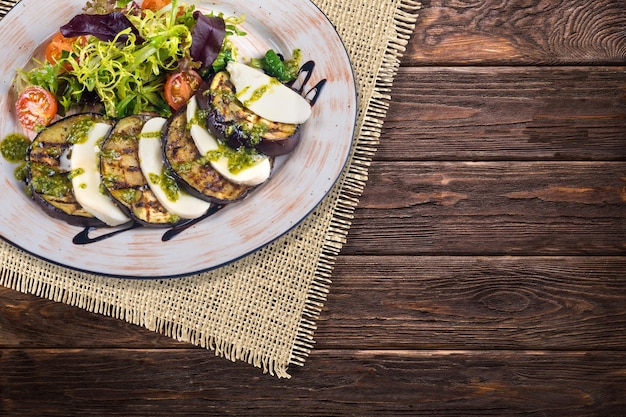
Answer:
226;61;311;125
187;97;218;154
187;96;271;187
59;148;71;172
70;122;131;227
138;117;212;219
208;155;271;187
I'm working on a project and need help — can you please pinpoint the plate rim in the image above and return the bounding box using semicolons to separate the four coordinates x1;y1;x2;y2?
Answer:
0;0;357;279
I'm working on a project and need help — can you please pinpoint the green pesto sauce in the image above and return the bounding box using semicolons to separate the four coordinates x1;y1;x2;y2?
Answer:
242;85;268;108
207;141;265;174
220;88;236;103
29;163;71;198
68;168;85;180
68;119;95;144
14;162;28;183
241;78;281;109
100;148;122;161
30;163;56;178
172;160;193;174
168;214;182;224
236;85;250;98
0;133;30;163
101;174;117;189
223;121;268;146
284;48;303;77
240;122;268;146
30;175;71;198
188;109;208;130
140;131;161;139
149;169;181;202
110;133;136;144
119;188;138;205
45;146;63;158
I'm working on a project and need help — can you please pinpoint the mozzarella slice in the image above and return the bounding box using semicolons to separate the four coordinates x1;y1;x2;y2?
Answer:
187;96;271;187
186;97;218;154
208;155;271;187
138;117;212;219
59;148;71;172
70;122;131;227
226;61;311;124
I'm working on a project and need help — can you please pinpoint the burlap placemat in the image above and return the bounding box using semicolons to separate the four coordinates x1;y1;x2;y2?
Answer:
0;0;420;377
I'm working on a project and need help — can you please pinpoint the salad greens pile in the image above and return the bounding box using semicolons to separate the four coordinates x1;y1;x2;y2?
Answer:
15;0;243;119
14;0;304;125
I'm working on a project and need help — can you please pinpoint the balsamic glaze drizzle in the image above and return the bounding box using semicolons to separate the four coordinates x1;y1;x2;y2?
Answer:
72;205;225;245
72;60;325;245
161;204;224;242
289;60;327;106
73;222;143;245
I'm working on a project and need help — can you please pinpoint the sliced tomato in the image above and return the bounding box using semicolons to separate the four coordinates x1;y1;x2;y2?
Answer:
45;32;86;71
16;86;58;131
164;70;202;111
141;0;185;18
141;0;171;11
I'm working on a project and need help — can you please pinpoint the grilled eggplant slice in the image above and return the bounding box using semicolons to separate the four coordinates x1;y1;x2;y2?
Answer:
100;115;184;227
197;71;301;157
27;113;111;227
162;108;251;204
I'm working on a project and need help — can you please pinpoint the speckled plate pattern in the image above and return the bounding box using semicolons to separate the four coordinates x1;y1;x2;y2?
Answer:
0;0;356;278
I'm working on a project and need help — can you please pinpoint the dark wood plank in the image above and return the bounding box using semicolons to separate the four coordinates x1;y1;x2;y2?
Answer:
343;161;626;255
1;348;625;416
407;0;626;65
0;287;186;349
379;66;626;161
4;256;625;351
320;256;626;350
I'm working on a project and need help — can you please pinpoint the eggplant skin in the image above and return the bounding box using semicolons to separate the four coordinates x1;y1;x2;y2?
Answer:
27;113;110;227
162;108;250;204
99;114;186;228
197;72;302;157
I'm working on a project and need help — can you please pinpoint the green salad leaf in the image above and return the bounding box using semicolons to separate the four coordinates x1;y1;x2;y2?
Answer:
16;1;225;119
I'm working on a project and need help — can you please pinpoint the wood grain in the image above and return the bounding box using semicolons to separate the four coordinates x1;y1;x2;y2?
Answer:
408;0;626;65
4;256;625;351
379;67;626;161
0;287;186;349
1;349;625;416
321;256;626;350
344;161;626;255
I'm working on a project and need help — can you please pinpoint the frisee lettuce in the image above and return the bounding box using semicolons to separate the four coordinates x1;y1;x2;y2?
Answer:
16;1;240;119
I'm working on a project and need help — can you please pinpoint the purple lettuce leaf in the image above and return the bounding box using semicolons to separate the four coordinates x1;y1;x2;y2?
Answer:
60;12;144;43
190;12;226;68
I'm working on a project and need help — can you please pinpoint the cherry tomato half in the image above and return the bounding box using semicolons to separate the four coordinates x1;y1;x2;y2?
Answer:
45;32;86;72
16;86;58;131
141;0;171;11
164;70;202;111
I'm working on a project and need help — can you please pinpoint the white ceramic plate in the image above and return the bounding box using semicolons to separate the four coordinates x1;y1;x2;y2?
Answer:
0;0;356;278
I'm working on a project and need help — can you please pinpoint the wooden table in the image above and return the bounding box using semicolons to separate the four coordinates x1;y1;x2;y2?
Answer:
1;1;625;415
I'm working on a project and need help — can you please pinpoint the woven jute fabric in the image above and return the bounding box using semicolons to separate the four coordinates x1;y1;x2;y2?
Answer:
0;0;420;377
